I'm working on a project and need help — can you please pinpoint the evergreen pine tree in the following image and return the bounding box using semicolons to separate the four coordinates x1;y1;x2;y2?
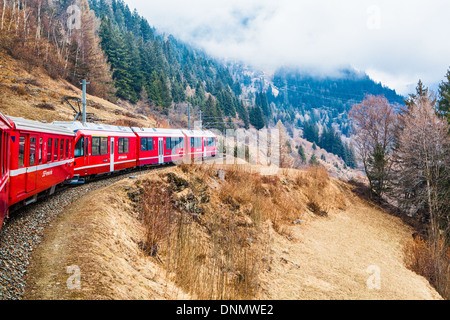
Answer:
298;144;306;163
249;106;265;130
438;67;450;124
405;80;436;107
309;153;319;166
303;121;320;144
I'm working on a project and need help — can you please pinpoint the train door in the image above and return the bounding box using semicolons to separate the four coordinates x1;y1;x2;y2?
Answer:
110;137;115;172
25;135;37;193
203;138;207;158
74;135;85;168
0;130;9;223
158;138;164;164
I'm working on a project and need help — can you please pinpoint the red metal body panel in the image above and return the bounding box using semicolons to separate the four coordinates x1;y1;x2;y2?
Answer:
164;136;185;163
137;135;159;166
73;129;137;177
1;116;218;234
133;129;186;166
204;137;217;157
183;131;214;160
8;119;75;208
0;113;12;228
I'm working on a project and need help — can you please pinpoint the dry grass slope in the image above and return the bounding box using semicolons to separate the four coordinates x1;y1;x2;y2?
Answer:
0;49;156;127
24;164;442;300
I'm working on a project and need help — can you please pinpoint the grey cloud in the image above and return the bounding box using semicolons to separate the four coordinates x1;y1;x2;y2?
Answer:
124;0;450;95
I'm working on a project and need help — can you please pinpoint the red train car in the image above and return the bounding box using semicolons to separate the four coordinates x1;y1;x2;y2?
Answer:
0;112;12;227
182;130;217;160
54;122;138;178
132;128;185;166
8;117;75;208
1;114;218;233
201;131;217;158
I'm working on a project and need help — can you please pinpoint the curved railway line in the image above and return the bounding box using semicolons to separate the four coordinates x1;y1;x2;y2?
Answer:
0;164;173;300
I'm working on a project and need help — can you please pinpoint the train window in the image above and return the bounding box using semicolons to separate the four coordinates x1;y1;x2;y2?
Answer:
4;134;7;175
206;138;214;147
141;138;147;151
148;138;154;151
4;133;8;176
92;137;100;156
141;137;154;152
6;134;9;173
2;134;4;176
4;134;8;175
60;139;65;160
29;137;36;166
65;139;69;159
118;138;129;154
1;133;4;176
92;137;108;156
191;137;201;148
0;133;3;177
39;138;43;164
166;137;182;151
100;137;108;155
18;135;26;168
47;138;53;162
54;139;59;161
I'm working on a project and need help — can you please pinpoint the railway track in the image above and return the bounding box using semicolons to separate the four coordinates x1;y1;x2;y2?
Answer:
0;164;174;300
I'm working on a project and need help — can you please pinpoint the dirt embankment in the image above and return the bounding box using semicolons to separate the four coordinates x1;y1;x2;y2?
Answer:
23;165;442;300
0;49;156;127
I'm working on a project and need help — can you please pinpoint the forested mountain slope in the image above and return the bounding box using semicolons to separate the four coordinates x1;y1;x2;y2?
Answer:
0;0;407;171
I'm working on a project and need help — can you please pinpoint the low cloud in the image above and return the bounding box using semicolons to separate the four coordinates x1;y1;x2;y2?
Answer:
124;0;450;95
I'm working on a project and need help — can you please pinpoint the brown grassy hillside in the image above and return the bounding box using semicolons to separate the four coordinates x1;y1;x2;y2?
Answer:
23;164;442;300
0;48;156;127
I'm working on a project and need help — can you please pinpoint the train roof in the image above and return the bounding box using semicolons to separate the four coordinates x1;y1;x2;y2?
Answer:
181;129;216;138
52;121;134;134
0;111;12;128
131;127;185;136
50;121;216;138
8;117;75;136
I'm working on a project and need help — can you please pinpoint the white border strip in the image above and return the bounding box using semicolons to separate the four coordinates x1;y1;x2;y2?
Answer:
10;159;74;177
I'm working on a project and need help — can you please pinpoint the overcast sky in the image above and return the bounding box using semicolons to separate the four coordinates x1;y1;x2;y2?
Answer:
123;0;450;96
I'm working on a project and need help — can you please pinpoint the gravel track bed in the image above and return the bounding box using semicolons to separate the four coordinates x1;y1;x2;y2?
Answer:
0;165;171;300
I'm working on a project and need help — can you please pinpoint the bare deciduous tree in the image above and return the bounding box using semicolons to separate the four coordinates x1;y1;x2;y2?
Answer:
1;0;7;30
393;96;449;241
349;95;398;199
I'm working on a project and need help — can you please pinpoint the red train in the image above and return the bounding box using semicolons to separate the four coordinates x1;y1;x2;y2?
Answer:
0;113;217;230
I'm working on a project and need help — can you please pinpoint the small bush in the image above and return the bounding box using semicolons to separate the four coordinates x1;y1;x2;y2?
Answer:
17;85;27;96
141;182;174;256
307;166;330;188
125;111;139;119
108;119;141;128
35;103;55;111
404;237;450;299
